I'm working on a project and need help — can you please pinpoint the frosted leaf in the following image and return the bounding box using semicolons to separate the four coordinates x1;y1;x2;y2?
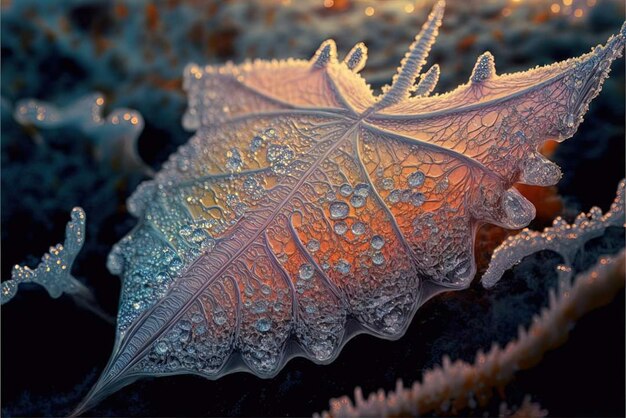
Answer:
1;207;89;304
483;179;625;288
74;4;625;414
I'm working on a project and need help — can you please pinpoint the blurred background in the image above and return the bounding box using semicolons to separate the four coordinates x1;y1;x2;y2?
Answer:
1;0;624;416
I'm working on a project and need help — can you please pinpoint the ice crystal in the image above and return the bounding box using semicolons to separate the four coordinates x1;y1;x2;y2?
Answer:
74;2;625;413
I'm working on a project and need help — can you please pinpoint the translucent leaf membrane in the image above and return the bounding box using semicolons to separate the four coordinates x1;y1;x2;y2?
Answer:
73;3;625;414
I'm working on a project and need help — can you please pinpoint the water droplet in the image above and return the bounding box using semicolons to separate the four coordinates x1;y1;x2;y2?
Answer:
299;264;314;280
306;239;320;252
177;158;190;172
213;310;227;325
339;184;353;197
191;312;204;323
179;225;193;237
179;330;191;343
264;127;277;138
350;195;365;208
388;190;401;204
371;252;385;266
250;135;264;152
189;228;207;244
155;341;169;355
225;148;243;171
261;284;272;295
329;201;349;220
334;221;348;235
503;190;533;227
267;144;294;175
371;235;385;250
411;192;425;207
335;259;351;274
256;318;271;332
179;320;192;331
305;305;317;314
354;183;370;197
407;171;425;187
351;221;366;235
167;329;181;341
252;300;268;314
381;178;395;190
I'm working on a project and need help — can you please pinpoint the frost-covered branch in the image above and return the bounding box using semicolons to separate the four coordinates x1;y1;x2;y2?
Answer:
499;396;547;418
482;179;625;288
14;93;151;176
316;249;625;417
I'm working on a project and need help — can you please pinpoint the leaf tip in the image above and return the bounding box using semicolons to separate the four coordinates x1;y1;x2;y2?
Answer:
412;63;440;97
344;42;368;72
311;39;337;69
470;51;496;83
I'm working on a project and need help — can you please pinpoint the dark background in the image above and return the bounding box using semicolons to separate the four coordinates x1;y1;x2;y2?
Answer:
2;0;624;416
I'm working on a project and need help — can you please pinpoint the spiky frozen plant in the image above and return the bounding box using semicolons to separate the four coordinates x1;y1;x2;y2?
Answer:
498;396;548;418
316;248;625;417
482;179;625;288
1;207;112;322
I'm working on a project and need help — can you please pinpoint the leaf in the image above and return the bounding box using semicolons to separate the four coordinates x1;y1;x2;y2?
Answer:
75;4;626;413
